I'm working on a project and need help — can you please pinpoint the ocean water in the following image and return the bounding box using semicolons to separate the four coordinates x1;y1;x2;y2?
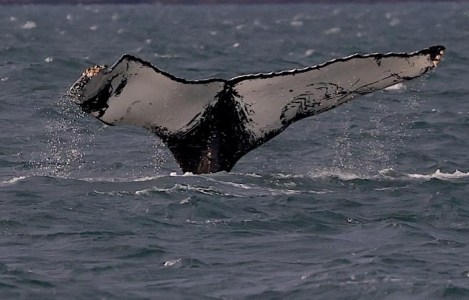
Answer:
1;2;469;299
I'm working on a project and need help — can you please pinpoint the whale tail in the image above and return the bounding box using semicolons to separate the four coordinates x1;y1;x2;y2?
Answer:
68;45;445;174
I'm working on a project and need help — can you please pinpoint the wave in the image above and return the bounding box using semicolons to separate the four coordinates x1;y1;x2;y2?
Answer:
3;168;468;190
0;173;167;188
306;168;469;182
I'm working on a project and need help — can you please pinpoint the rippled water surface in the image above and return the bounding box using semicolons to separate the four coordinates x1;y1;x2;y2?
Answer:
1;3;469;299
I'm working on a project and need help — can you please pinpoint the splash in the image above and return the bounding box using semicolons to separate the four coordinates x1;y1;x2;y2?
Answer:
36;96;94;178
32;93;170;181
308;168;371;181
329;87;426;177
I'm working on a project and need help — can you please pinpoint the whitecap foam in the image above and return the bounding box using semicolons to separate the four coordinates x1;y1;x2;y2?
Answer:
324;27;341;35
1;176;27;186
131;176;161;182
92;190;132;197
221;181;251;189
135;184;219;196
205;177;252;190
229;172;262;178
179;197;191;204
273;173;306;179
170;172;195;177
307;168;469;182
407;169;469;180
384;83;405;91
79;175;163;183
290;20;303;27
163;258;182;267
134;185;175;195
21;21;36;29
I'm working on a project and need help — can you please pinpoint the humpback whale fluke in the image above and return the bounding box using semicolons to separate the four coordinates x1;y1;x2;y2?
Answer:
68;45;445;174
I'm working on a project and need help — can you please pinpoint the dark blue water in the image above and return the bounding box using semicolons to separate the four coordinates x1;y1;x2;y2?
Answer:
1;3;469;299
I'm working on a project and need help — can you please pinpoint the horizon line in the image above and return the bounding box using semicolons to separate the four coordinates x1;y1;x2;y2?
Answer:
0;0;467;4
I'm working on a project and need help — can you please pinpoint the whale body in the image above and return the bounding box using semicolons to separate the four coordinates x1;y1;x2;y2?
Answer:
68;45;445;174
